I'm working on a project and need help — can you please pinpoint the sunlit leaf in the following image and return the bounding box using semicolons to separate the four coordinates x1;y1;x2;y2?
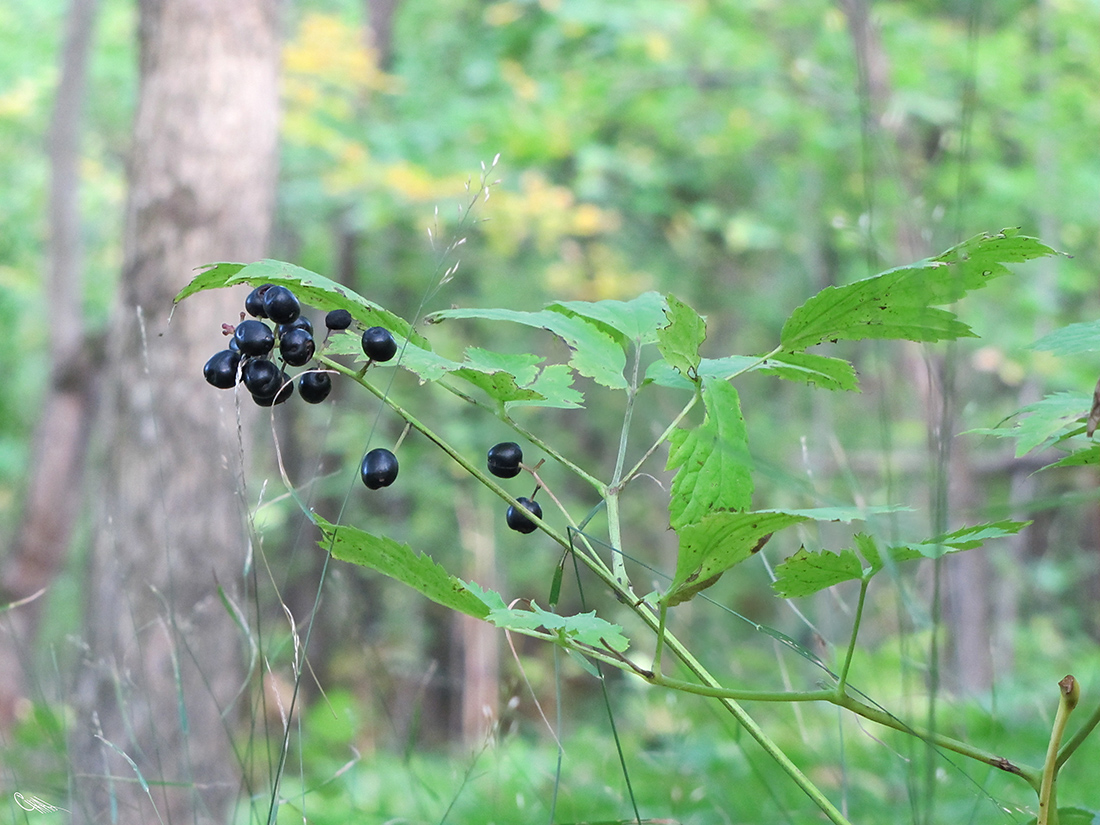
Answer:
756;351;859;391
772;546;865;598
780;231;1058;351
549;291;668;345
645;355;759;389
427;306;628;389
666;376;752;531
507;364;585;410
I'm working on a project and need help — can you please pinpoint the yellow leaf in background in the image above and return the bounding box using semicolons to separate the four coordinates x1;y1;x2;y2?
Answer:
484;1;523;27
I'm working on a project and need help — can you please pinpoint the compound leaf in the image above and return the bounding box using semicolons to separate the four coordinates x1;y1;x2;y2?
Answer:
549;291;669;346
667;376;752;531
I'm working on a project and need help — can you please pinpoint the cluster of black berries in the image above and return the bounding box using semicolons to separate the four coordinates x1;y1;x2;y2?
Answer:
488;442;542;534
203;284;344;405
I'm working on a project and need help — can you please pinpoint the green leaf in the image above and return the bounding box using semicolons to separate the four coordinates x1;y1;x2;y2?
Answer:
893;519;1031;561
773;546;865;598
663;510;809;605
656;294;706;379
972;391;1090;457
1029;320;1100;356
1043;444;1100;470
645;355;759;390
452;347;545;405
548;291;669;346
485;602;629;652
773;520;1031;597
1022;808;1100;825
176;260;428;347
319;517;492;619
506;364;585;411
666;376;752;531
427;306;628;389
780;230;1058;351
756;351;859;391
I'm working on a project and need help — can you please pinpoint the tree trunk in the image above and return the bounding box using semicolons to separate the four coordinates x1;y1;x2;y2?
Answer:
0;0;99;732
70;1;279;822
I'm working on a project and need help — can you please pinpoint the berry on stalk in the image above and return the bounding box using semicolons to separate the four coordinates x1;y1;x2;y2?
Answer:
241;358;281;396
506;497;542;534
298;371;332;404
362;326;397;362
361;448;399;489
251;379;293;407
244;284;274;318
262;285;301;324
204;349;241;389
325;309;353;331
233;319;274;356
279;316;313;337
487;442;523;478
279;327;315;367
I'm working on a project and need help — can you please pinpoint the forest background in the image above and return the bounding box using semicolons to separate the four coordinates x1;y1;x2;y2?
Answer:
1;0;1100;823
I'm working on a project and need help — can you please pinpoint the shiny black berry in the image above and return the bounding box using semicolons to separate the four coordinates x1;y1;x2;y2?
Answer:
245;284;274;318
325;309;353;330
487;442;523;478
241;358;281;396
252;379;293;407
263;285;301;325
279;327;315;367
298;371;332;404
361;448;399;489
233;319;274;356
362;326;397;362
204;349;241;389
506;497;542;534
279;316;313;337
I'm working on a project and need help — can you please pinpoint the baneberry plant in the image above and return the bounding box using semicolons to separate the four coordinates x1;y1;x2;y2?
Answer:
177;228;1098;825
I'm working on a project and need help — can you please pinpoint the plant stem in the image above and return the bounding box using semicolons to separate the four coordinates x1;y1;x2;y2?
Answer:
607;342;643;587
615;393;698;492
1039;675;1080;825
1057;691;1100;770
837;578;869;694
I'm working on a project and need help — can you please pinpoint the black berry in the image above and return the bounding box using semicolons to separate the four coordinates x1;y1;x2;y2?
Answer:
506;497;542;534
245;284;274;318
263;285;301;325
487;442;523;478
241;358;282;396
298;371;332;404
361;448;399;489
279;327;315;367
252;379;293;407
233;319;274;356
279;316;313;337
204;349;241;389
325;309;353;330
362;326;397;362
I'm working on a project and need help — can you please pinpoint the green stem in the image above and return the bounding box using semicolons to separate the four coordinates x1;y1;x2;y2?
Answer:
1039;676;1080;825
615;393;698;492
1057;692;1100;770
837;578;869;695
607;343;643;587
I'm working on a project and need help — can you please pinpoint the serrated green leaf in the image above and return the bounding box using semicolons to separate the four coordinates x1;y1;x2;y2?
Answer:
319;517;492;619
427;306;628;389
893;519;1031;560
756;351;859;391
656;294;706;379
972;391;1090;457
485;602;629;652
780;230;1057;351
1042;444;1100;471
549;291;668;345
645;355;759;390
176;260;428;347
506;364;585;411
663;511;809;605
1029;320;1100;355
1022;807;1100;825
773;520;1030;597
667;377;752;531
773;546;865;598
452;348;545;404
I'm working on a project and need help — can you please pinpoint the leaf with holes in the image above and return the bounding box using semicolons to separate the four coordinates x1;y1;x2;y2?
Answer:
656;294;706;380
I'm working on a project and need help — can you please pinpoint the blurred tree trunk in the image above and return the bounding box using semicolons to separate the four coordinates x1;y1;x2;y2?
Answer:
0;0;99;731
69;0;278;822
